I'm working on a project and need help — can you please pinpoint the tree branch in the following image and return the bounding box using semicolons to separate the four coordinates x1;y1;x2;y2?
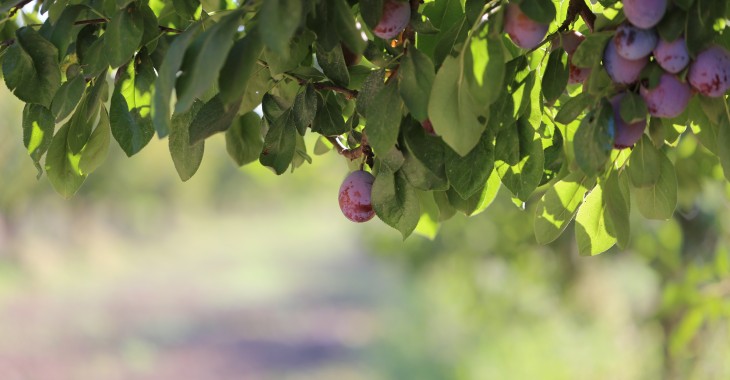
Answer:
559;0;595;33
8;0;32;17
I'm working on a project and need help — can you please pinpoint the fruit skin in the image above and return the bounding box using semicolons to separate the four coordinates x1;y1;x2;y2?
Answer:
610;93;647;149
561;31;591;84
603;40;647;85
688;45;730;98
504;3;549;50
338;170;376;223
614;24;658;60
653;37;689;74
623;0;667;29
640;73;692;118
372;0;411;40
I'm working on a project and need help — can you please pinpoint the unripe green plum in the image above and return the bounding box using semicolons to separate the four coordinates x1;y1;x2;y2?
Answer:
688;45;730;98
640;73;691;118
603;41;647;84
623;0;667;29
504;3;549;50
372;0;411;40
614;24;657;60
338;170;376;223
610;93;647;149
653;37;689;74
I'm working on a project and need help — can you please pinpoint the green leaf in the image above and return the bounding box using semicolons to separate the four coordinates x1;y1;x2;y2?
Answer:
356;69;385;118
259;0;302;56
575;183;617;256
3;27;61;107
571;31;612;68
495;118;545;201
634;150;677;220
372;169;421;239
226;112;263;167
169;101;205;181
109;52;156;156
293;85;318;134
79;34;109;77
260;111;297;175
401;120;448;191
316;44;350;87
218;30;264;105
45;122;86;198
555;92;593;124
534;172;595;245
574;103;613;177
175;10;243;114
366;80;403;154
446;171;500;216
188;95;241;144
78;106;111;175
68;72;108;154
360;0;384;29
47;5;84;61
519;0;556;25
264;31;313;76
428;55;485;156
542;48;569;102
627;135;662;188
311;94;347;136
152;23;201;138
331;0;366;55
398;47;435;122
619;92;648;124
445;129;495;199
414;190;441;240
686;0;725;57
172;0;199;19
603;169;631;249
465;32;504;106
51;74;86;122
22;104;55;172
104;4;144;68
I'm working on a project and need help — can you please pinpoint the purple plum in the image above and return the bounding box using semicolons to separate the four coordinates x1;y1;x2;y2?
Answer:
561;31;591;84
603;40;647;85
372;0;411;40
623;0;667;29
338;170;376;223
688;45;730;98
640;73;691;118
653;37;689;74
610;93;647;149
614;24;658;60
504;3;549;50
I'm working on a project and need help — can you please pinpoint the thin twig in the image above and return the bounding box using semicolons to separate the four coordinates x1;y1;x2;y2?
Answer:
8;0;32;17
326;136;365;160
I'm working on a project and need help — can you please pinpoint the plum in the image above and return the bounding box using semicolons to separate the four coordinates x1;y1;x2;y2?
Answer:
561;31;591;84
339;170;376;223
640;73;691;118
372;0;411;40
504;3;549;50
614;24;658;60
421;119;436;135
342;44;361;67
603;40;647;84
610;93;647;149
688;45;730;98
653;37;689;74
623;0;667;29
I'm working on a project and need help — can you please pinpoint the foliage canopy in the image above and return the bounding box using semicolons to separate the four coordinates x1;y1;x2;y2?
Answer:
3;0;730;255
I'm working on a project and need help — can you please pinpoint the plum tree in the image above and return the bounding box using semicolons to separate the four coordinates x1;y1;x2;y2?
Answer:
338;170;376;223
640;73;691;118
372;0;411;39
613;23;657;60
603;40;647;84
653;37;689;74
622;0;667;29
2;0;730;255
610;94;646;149
688;46;730;98
504;3;549;50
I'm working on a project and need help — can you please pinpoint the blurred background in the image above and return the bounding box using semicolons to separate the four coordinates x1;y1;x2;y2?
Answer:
0;83;729;380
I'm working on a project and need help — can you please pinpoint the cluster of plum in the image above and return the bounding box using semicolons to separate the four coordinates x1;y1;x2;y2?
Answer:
338;0;730;222
505;0;730;148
